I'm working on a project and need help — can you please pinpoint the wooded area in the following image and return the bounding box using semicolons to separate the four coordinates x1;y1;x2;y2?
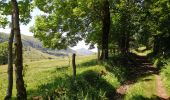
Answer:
0;0;170;100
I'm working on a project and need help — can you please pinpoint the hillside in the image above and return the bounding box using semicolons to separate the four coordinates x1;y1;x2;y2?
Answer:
0;32;76;57
23;46;57;62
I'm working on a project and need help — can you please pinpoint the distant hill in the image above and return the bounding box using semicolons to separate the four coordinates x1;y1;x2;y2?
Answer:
23;46;57;62
0;32;76;57
0;41;57;64
76;48;94;55
0;32;94;59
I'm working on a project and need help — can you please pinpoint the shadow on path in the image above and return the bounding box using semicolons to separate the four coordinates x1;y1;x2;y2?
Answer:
112;53;167;100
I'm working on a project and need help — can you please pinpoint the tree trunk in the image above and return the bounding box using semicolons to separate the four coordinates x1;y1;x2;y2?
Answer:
120;33;130;55
5;17;14;100
119;10;130;55
100;0;110;60
11;0;27;99
72;53;76;77
119;34;126;55
125;32;130;54
97;47;100;61
153;36;159;55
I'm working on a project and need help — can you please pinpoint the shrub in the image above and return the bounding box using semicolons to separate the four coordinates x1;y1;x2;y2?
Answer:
0;42;8;65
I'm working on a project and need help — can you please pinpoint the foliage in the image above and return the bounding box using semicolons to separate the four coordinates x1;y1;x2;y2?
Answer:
0;42;8;65
32;0;170;58
32;0;84;49
154;57;167;70
161;61;170;95
145;0;170;57
32;0;111;53
0;0;33;27
1;0;170;99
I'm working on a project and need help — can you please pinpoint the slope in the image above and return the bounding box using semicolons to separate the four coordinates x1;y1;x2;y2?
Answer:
0;32;76;56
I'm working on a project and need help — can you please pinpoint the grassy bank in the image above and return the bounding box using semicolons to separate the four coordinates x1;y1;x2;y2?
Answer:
0;55;120;99
125;75;156;100
1;53;166;99
161;61;170;96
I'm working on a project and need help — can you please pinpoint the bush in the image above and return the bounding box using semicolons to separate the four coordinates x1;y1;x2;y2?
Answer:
43;70;119;100
161;62;170;95
154;57;167;70
0;42;8;65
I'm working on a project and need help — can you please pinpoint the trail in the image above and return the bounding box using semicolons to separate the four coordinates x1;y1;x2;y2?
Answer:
155;75;169;100
114;54;170;100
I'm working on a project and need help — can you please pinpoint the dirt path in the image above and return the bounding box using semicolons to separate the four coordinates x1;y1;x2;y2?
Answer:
114;54;170;100
155;75;169;100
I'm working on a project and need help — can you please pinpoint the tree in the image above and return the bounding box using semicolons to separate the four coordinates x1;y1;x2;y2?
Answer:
149;0;170;56
109;0;144;55
0;0;32;99
138;0;170;57
100;0;110;60
11;0;27;99
32;0;112;60
5;20;14;99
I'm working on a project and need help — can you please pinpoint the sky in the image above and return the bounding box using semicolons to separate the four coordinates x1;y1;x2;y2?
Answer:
0;8;97;52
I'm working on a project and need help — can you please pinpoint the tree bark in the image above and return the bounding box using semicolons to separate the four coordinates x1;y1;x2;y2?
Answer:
120;33;130;55
72;53;76;77
119;11;130;55
5;17;14;100
153;36;159;55
100;0;110;60
125;32;130;54
11;0;27;99
97;47;100;61
119;34;126;55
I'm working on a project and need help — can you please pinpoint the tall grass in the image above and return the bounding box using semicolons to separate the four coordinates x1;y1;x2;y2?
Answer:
161;62;170;95
0;55;120;99
0;53;164;99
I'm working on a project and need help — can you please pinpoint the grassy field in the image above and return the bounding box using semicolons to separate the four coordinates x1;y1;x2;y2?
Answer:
0;55;120;99
1;54;169;99
23;47;58;62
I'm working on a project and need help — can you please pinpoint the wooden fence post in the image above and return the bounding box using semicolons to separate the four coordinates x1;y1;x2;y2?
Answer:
72;53;76;77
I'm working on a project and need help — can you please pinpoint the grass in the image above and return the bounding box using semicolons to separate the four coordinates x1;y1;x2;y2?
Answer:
131;49;152;56
23;46;57;62
160;61;170;96
0;55;120;99
1;52;166;99
125;75;157;100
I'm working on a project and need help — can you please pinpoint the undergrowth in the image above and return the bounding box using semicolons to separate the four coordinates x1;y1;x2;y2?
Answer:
161;61;170;95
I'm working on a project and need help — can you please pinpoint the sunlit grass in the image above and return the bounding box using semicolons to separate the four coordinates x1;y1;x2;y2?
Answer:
131;49;152;56
138;47;147;51
161;62;170;96
0;55;120;99
1;53;165;99
125;75;156;100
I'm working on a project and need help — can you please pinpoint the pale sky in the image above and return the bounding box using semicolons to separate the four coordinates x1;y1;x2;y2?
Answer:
0;8;97;52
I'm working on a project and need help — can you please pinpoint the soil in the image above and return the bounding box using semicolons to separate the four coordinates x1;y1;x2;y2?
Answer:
114;54;170;100
155;75;169;100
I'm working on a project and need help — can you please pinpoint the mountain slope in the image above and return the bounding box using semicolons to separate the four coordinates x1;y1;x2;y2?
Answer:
0;32;76;56
23;46;57;62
